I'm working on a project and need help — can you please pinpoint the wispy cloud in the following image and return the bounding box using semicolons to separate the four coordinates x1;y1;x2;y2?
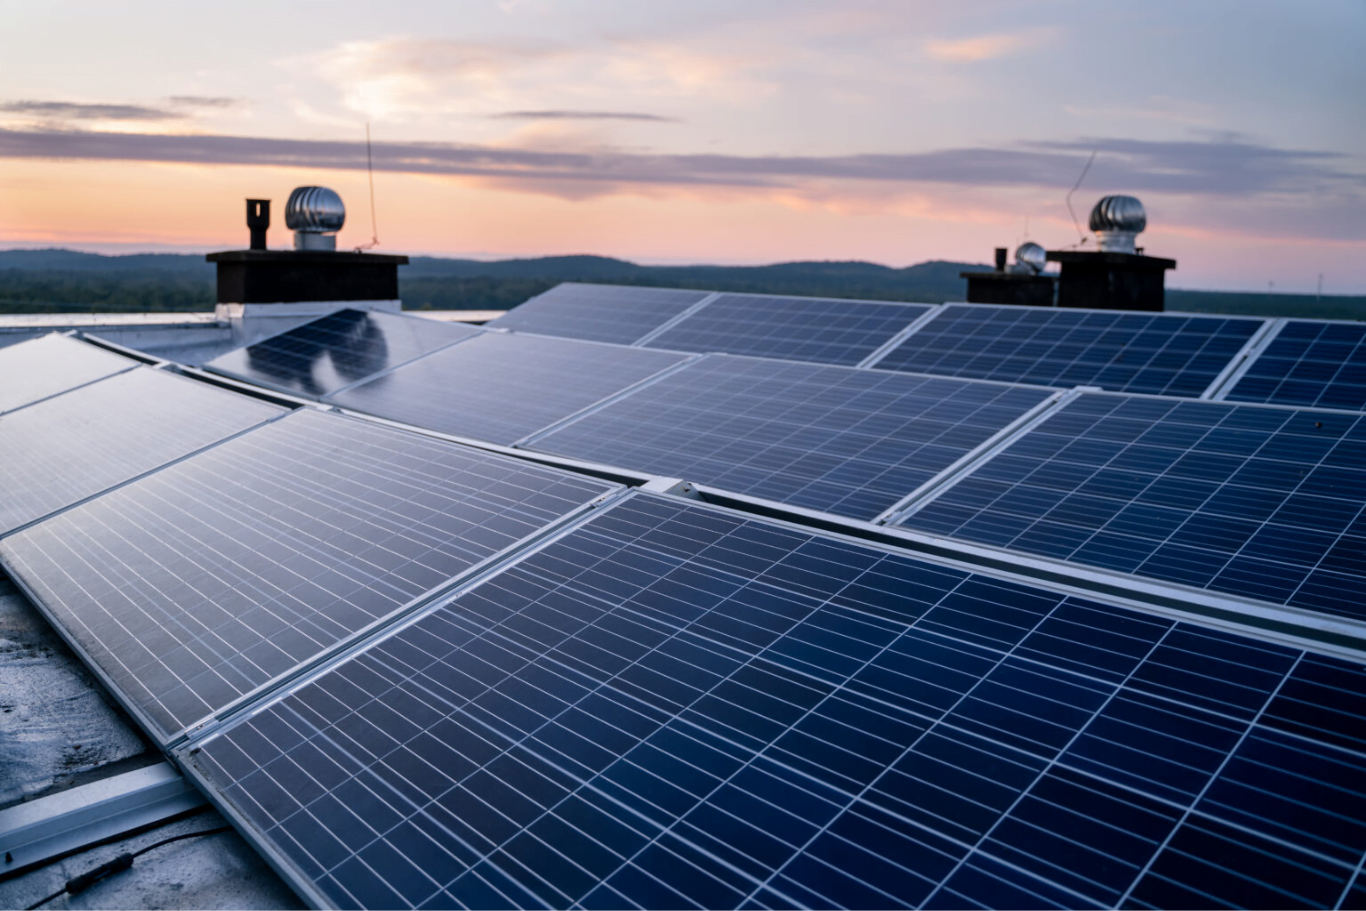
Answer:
0;128;1359;236
490;110;678;122
0;100;184;121
164;96;241;109
924;28;1054;62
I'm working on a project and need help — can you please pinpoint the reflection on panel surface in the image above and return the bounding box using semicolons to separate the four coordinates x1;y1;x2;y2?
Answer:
0;409;615;741
0;367;283;534
534;355;1054;520
900;392;1366;620
486;283;711;346
1224;320;1366;412
875;304;1262;397
645;293;932;366
0;334;137;414
206;310;478;397
184;494;1366;910
328;332;690;445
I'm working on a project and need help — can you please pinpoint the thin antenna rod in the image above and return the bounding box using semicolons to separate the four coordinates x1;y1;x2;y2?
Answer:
1065;149;1097;244
366;123;379;248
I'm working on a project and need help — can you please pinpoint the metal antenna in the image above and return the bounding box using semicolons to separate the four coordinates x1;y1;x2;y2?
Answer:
1065;149;1097;246
355;123;380;251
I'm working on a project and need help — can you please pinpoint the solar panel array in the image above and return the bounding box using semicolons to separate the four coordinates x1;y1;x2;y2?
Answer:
328;333;691;446
206;309;478;398
643;293;932;366
181;494;1366;910
487;284;713;346
1;409;616;741
898;393;1366;621
869;305;1264;397
0;367;284;535
0;333;137;414
1223;319;1366;412
532;355;1054;520
5;287;1366;911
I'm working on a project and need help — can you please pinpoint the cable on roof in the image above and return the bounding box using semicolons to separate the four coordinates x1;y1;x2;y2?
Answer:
24;825;233;910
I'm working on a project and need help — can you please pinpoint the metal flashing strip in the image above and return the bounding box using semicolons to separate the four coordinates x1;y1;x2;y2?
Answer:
1200;317;1283;400
320;324;487;400
873;387;1079;525
857;302;947;369
71;330;172;366
169;365;320;410
686;483;1366;662
176;482;633;749
0;763;206;880
509;352;706;448
629;291;721;347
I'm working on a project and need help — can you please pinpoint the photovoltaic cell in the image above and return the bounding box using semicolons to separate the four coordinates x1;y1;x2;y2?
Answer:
0;409;615;742
0;367;283;535
899;392;1366;621
873;304;1263;397
532;355;1054;520
0;334;137;414
486;283;713;346
1224;319;1366;412
643;293;932;366
181;493;1366;910
206;309;478;398
327;332;691;445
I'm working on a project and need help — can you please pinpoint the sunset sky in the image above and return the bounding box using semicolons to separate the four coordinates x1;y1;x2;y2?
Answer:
1;0;1362;291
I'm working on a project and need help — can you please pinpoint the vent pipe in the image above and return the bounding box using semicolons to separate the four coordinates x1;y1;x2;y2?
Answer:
246;199;269;251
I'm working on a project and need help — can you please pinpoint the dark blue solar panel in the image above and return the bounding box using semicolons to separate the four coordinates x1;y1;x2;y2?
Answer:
532;355;1055;520
0;334;137;414
1224;320;1366;412
182;494;1366;910
327;332;689;445
0;409;615;742
0;367;283;534
643;294;932;366
873;304;1262;397
206;309;477;397
487;283;713;346
898;393;1366;621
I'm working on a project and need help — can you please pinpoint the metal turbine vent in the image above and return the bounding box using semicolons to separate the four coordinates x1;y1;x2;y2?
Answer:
285;186;345;251
1014;241;1047;274
1089;195;1146;254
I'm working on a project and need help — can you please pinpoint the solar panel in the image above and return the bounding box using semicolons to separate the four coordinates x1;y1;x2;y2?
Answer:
1223;319;1366;412
206;309;478;398
487;283;713;346
0;409;616;742
871;304;1263;397
327;332;691;446
642;293;933;366
0;334;137;414
531;355;1055;520
0;367;284;535
179;493;1366;910
898;392;1366;621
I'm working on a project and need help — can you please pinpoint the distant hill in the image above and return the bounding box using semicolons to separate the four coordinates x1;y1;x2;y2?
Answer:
1;248;1362;320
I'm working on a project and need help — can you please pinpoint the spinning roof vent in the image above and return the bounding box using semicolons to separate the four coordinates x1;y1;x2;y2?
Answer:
285;186;345;251
1014;241;1046;274
1089;194;1146;253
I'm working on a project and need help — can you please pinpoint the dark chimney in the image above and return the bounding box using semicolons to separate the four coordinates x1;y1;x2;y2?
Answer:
994;248;1008;271
246;199;270;251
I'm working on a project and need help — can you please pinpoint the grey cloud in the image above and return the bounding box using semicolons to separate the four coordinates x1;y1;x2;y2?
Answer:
490;110;678;122
0;101;184;121
0;128;1359;211
165;96;241;109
